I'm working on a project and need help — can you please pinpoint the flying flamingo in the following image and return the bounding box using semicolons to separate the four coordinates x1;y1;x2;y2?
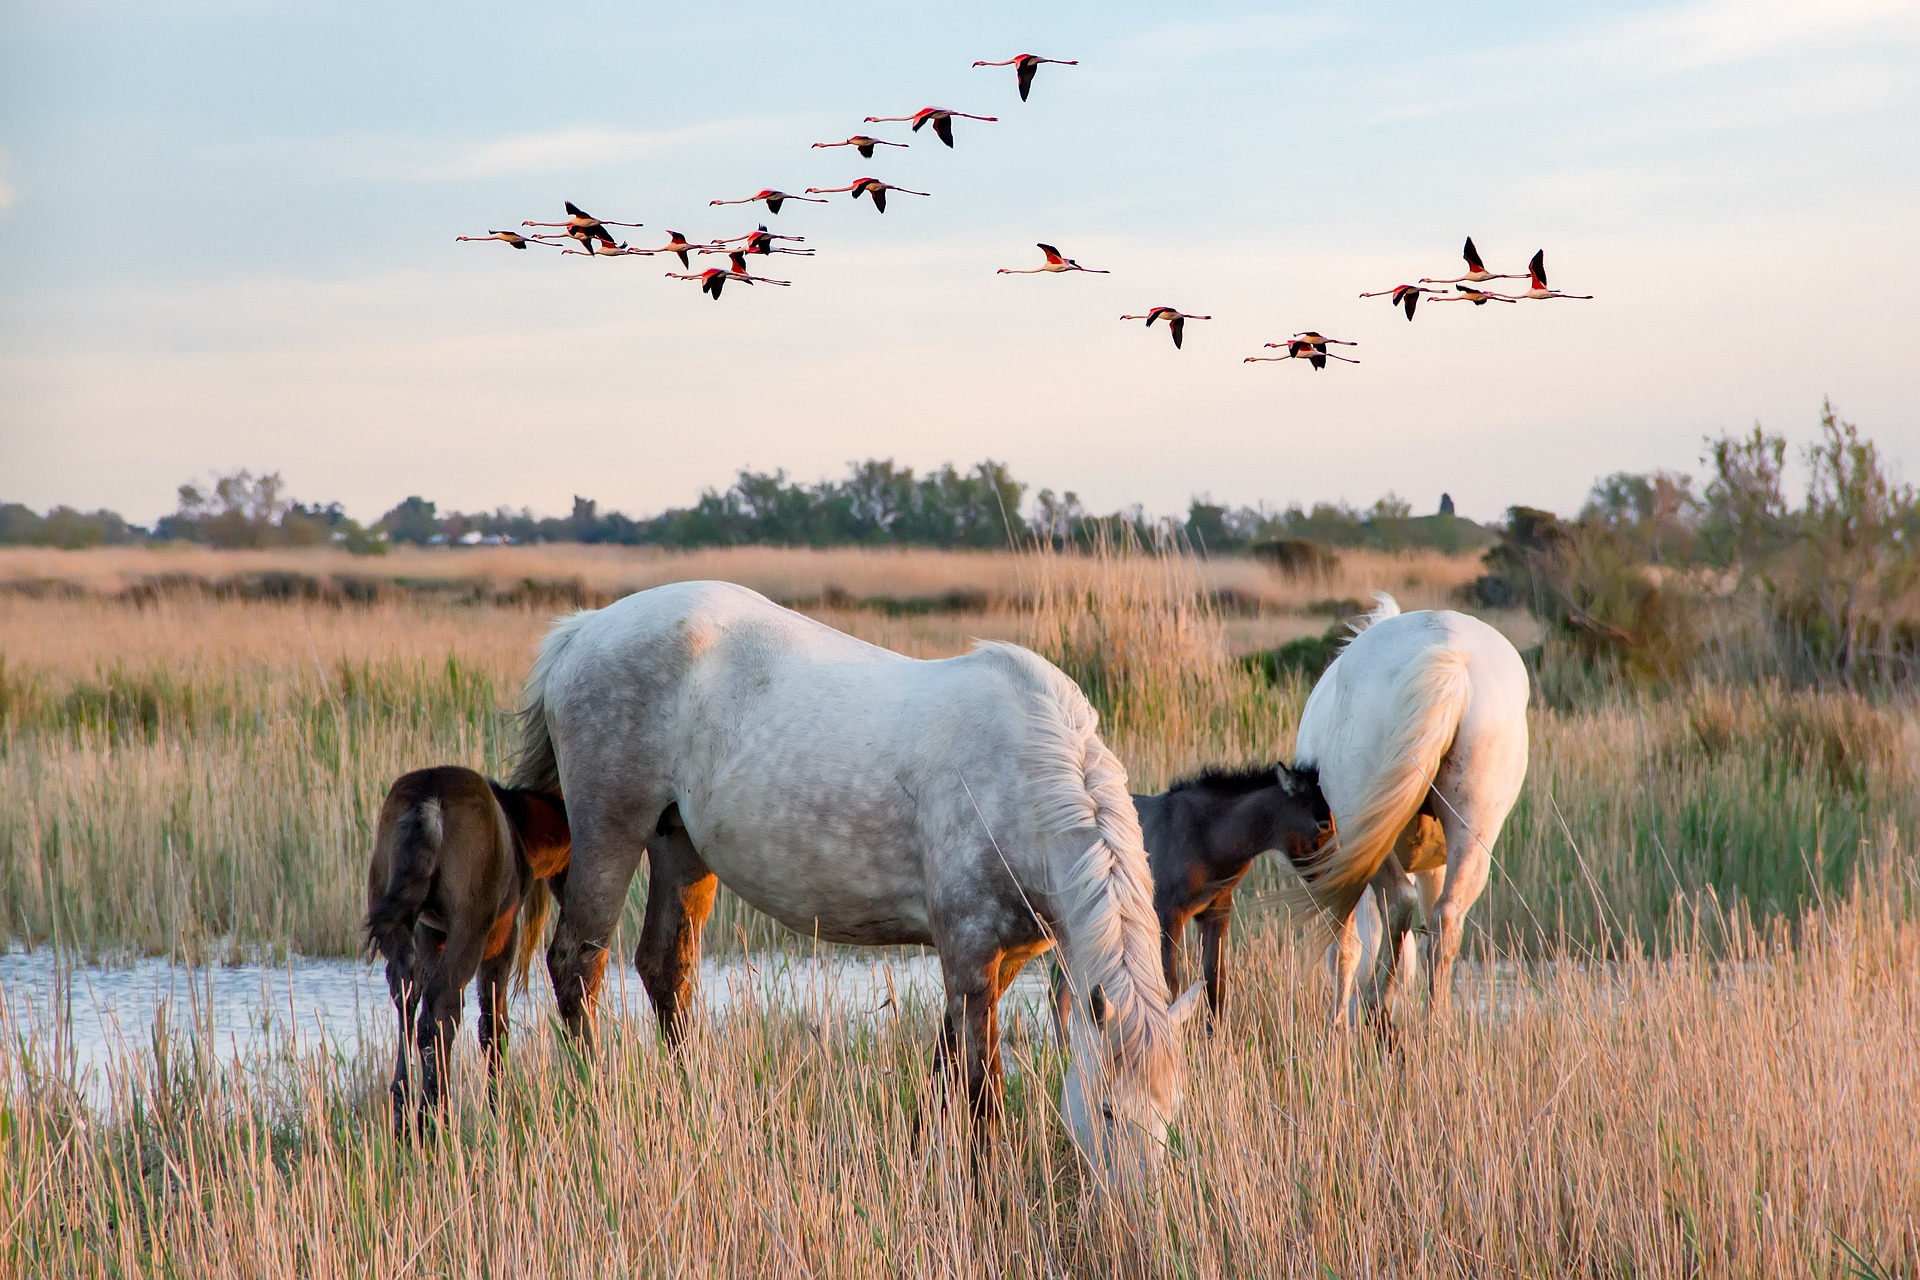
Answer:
1119;307;1212;349
665;258;793;300
704;225;814;257
997;243;1109;275
521;201;642;249
1246;340;1359;370
1419;236;1525;285
631;231;718;268
1428;284;1518;306
972;54;1078;101
709;189;828;215
1502;250;1594;301
812;135;908;159
559;239;644;257
804;177;929;213
862;107;997;149
1287;331;1356;349
455;231;561;250
1359;283;1446;320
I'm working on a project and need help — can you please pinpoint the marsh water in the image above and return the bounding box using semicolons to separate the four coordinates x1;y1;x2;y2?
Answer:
0;947;1059;1107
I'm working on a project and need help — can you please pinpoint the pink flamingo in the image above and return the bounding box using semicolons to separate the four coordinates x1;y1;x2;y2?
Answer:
972;53;1078;101
704;225;814;257
1120;307;1211;349
1428;284;1518;306
1501;250;1593;301
1358;283;1447;321
455;231;561;250
1246;339;1359;370
521;201;642;250
1420;236;1525;285
709;189;828;215
861;107;997;149
665;257;792;299
804;177;929;213
812;135;908;159
997;243;1109;275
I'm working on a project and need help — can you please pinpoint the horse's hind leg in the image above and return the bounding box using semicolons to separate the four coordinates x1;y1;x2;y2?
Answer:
1326;906;1363;1027
1359;860;1421;1042
1426;806;1493;1021
634;813;717;1047
548;809;655;1047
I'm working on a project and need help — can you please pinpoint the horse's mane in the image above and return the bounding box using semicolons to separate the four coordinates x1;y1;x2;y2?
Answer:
1164;761;1291;796
1167;760;1323;803
971;641;1180;1108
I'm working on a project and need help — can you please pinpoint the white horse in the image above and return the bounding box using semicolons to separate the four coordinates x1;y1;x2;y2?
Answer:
509;581;1200;1180
1292;595;1530;1024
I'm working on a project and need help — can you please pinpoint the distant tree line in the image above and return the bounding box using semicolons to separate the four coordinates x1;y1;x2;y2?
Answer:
1475;401;1920;687
1;458;1486;556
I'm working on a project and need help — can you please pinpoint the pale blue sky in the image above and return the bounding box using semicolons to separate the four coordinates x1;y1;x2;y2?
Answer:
2;0;1917;525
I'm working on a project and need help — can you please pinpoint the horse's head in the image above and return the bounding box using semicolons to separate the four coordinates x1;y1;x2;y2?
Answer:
1059;979;1205;1188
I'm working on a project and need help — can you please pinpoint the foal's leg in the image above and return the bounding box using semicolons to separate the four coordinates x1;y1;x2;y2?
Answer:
385;946;421;1138
417;929;487;1124
475;914;518;1100
634;819;718;1047
1197;890;1236;1030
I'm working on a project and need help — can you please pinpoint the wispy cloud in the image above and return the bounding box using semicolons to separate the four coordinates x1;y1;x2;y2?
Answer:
194;120;763;184
0;145;16;212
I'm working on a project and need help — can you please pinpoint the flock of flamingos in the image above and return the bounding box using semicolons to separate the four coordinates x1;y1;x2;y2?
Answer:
456;51;1595;371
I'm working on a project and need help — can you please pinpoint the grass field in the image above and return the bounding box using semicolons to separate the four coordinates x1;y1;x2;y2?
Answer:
4;543;1918;1274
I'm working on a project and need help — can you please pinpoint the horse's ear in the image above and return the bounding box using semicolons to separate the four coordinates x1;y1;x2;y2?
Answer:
1088;984;1109;1029
1169;982;1206;1031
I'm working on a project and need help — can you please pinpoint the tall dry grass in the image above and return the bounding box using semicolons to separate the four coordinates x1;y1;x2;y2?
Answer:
4;891;1915;1277
6;542;1920;1274
3;548;1913;959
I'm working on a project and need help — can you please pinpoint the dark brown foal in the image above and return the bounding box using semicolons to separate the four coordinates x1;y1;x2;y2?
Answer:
364;765;570;1136
1050;762;1333;1034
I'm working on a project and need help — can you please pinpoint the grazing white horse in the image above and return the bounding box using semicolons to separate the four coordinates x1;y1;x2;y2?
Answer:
509;581;1199;1181
1292;595;1530;1024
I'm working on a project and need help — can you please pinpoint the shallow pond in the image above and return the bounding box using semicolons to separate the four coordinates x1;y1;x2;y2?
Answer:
0;947;1058;1107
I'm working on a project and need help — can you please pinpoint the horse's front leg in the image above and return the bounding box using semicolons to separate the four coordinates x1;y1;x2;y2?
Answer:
920;949;1003;1155
634;818;717;1048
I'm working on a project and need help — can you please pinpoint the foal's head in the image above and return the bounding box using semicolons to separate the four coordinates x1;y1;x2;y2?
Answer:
1269;763;1334;860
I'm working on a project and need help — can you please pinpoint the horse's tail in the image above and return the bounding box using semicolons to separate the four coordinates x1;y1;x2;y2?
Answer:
509;609;594;793
1285;643;1471;925
364;797;445;967
513;878;552;992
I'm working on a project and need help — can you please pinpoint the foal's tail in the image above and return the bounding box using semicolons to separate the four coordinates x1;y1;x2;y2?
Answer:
1284;644;1472;926
364;798;445;968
